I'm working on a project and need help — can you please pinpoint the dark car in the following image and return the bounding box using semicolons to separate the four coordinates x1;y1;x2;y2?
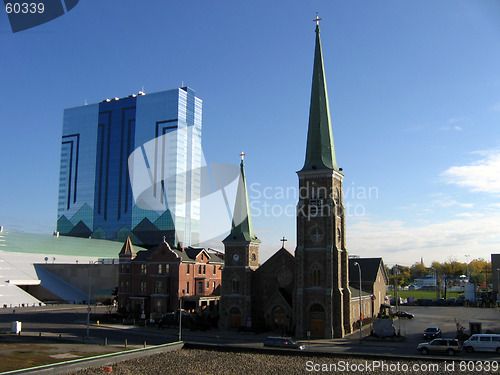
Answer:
263;337;305;350
393;311;414;319
417;339;462;356
423;327;442;339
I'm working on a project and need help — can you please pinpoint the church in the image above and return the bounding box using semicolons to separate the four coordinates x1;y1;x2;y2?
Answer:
219;19;388;339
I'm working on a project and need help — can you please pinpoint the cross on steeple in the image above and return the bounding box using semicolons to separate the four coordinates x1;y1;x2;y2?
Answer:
240;151;245;161
280;236;287;248
313;13;322;26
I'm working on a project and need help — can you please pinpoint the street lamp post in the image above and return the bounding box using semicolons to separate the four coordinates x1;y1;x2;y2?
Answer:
86;260;102;337
178;296;183;342
394;265;401;335
353;262;362;343
432;267;438;299
465;255;470;280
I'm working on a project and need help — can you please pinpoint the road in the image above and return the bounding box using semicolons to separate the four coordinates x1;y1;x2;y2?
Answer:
0;304;499;360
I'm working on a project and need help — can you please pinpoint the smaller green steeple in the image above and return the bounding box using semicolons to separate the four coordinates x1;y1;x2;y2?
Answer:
300;17;339;173
223;152;260;243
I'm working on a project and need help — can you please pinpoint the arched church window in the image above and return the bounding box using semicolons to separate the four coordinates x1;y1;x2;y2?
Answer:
312;265;321;286
230;307;241;315
232;278;240;294
310;200;323;216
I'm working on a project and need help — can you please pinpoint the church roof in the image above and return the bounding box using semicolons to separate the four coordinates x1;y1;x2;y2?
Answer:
300;23;339;173
257;247;294;269
349;257;388;284
223;156;260;243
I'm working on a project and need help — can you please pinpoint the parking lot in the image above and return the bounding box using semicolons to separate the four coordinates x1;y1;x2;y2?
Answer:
393;305;499;340
380;305;500;357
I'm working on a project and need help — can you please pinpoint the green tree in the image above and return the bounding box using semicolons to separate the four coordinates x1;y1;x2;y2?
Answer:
410;262;429;281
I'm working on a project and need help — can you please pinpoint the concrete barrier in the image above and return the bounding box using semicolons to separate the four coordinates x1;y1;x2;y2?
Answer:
1;341;184;375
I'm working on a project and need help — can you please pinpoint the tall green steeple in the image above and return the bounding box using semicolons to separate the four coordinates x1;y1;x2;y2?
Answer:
300;18;339;172
223;152;260;243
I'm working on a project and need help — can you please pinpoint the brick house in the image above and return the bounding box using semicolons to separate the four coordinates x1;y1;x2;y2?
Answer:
118;237;223;320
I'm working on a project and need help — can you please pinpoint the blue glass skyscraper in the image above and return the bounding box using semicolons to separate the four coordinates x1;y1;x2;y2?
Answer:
57;87;202;247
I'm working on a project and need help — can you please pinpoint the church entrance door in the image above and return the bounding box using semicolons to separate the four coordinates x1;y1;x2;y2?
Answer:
311;319;324;336
310;303;325;337
229;307;241;329
272;306;287;332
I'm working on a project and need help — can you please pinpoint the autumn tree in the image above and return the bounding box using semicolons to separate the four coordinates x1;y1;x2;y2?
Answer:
468;258;491;284
389;265;411;287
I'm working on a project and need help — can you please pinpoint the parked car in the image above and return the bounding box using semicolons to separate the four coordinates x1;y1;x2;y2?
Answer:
417;339;462;356
463;334;500;353
393;311;414;319
423;327;442;339
263;337;305;350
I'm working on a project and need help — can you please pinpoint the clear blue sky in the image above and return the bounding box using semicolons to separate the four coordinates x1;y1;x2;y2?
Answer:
1;1;500;266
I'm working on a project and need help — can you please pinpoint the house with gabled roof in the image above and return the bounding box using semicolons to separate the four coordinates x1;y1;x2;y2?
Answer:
348;257;389;318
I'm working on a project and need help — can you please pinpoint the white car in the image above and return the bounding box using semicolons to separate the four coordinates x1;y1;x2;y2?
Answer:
463;334;500;353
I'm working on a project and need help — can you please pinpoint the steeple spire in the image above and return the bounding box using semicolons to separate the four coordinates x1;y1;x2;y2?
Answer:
300;16;339;172
119;236;136;258
223;153;260;243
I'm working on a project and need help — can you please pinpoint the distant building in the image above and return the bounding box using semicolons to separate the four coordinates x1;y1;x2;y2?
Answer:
117;237;223;319
414;274;437;287
57;87;202;247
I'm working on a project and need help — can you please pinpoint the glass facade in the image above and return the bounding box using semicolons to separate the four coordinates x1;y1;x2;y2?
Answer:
57;87;202;247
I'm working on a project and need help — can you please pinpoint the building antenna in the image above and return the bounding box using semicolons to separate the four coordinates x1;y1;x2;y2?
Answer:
181;81;184;87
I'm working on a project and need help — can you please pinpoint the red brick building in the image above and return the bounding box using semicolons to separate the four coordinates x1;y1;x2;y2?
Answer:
118;237;223;320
